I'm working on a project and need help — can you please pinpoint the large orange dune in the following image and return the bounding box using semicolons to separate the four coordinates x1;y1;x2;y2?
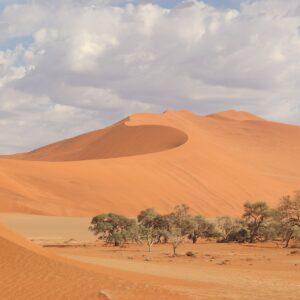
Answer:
0;109;300;217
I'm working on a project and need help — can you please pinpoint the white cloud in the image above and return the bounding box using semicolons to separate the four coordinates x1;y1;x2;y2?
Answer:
0;0;300;153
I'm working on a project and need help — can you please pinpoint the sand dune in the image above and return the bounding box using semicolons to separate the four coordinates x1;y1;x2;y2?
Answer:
207;109;265;121
12;119;188;161
0;109;300;217
0;223;189;299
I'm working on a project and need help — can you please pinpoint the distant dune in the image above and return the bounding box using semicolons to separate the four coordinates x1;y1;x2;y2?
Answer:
206;109;265;121
0;109;300;217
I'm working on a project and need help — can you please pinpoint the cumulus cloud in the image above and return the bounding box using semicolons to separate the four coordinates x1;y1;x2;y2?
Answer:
0;0;300;153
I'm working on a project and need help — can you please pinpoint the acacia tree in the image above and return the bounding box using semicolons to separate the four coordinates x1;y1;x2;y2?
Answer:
89;213;137;246
277;192;300;247
242;201;271;243
152;214;171;244
166;204;194;255
188;215;217;244
137;208;160;252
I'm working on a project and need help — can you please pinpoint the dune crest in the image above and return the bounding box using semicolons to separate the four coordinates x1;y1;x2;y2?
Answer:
207;109;265;121
12;121;188;161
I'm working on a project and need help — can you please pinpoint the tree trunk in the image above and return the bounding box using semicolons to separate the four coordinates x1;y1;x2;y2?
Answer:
249;228;257;243
192;235;197;244
148;241;153;252
173;245;177;256
284;231;293;248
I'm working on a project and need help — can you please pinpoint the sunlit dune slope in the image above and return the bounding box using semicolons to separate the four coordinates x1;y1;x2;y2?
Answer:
0;223;187;300
0;109;300;217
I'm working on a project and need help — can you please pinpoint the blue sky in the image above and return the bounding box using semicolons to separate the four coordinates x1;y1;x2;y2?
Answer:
0;36;33;51
0;0;245;11
0;0;26;10
202;0;244;9
155;0;244;9
128;0;245;9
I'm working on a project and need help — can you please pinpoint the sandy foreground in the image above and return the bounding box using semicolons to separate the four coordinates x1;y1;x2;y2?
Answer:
56;242;300;300
1;213;299;300
0;218;190;300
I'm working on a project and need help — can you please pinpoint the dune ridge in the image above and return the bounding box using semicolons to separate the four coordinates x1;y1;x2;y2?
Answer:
12;120;188;161
0;109;300;217
206;109;265;121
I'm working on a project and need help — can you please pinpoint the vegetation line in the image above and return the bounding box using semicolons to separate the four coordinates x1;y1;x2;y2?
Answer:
89;192;300;255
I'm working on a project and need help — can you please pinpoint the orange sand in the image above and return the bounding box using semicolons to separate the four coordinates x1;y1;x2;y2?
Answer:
0;109;300;216
55;240;300;300
0;223;190;299
1;215;299;300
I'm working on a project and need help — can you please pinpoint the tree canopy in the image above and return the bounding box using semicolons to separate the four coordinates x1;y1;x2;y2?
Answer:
89;194;300;252
89;213;137;246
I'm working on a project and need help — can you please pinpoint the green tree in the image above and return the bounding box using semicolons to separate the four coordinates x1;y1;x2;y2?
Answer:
216;216;246;242
89;213;137;246
137;208;160;252
242;201;271;243
276;192;300;247
152;214;171;243
137;208;157;226
188;215;217;244
166;204;194;255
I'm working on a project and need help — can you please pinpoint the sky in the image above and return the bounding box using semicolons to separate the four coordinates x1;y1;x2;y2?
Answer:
0;0;300;153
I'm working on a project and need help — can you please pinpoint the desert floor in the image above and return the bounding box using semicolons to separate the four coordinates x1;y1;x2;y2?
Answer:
54;242;300;300
1;213;299;300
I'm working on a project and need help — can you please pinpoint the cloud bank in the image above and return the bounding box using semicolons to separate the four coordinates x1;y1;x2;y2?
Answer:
1;0;300;152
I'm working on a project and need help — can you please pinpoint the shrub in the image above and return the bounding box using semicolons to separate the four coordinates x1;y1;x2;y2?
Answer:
188;215;218;244
226;228;249;243
186;251;196;257
216;216;247;243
